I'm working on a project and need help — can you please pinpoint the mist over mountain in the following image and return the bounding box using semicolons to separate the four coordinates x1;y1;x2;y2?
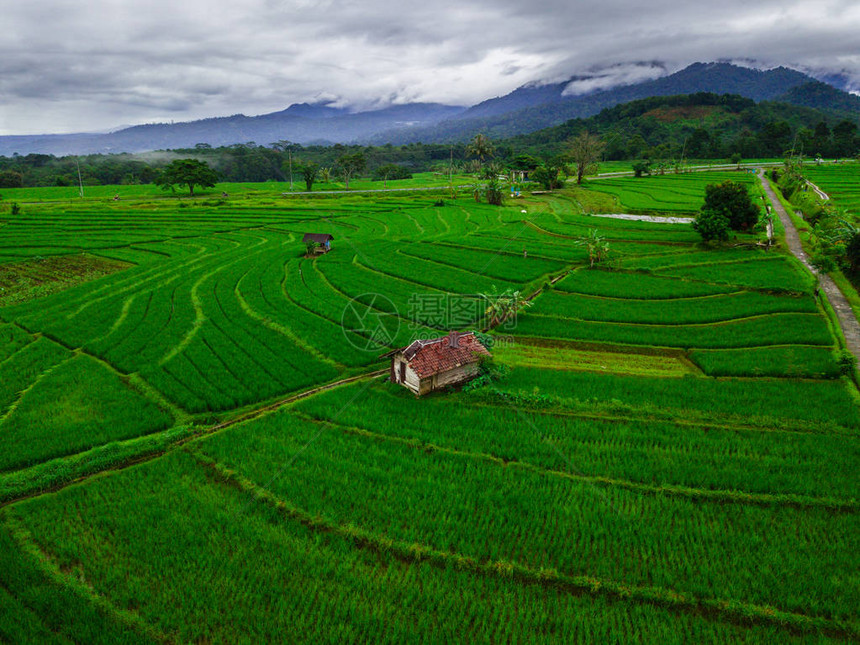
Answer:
1;62;858;157
369;63;834;144
0;103;465;157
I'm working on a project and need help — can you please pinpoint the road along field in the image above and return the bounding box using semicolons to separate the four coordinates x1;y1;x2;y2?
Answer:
0;176;858;643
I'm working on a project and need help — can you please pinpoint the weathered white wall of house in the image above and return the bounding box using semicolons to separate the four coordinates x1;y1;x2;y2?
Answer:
391;354;422;395
405;364;422;394
434;364;479;389
392;355;481;396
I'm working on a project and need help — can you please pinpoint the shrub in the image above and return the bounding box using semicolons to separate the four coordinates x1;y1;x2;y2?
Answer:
632;159;651;177
531;166;563;190
836;350;856;376
692;208;730;242
462;357;510;392
485;178;504;206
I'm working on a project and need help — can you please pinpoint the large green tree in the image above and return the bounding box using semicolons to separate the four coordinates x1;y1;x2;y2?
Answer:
335;152;366;189
700;180;760;231
300;161;319;191
155;159;218;196
567;131;604;184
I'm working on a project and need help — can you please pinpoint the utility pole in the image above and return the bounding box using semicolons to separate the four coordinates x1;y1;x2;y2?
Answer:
680;138;688;173
76;158;84;198
449;146;454;197
288;149;293;191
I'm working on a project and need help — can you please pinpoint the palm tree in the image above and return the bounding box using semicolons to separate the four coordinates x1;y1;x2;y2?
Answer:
466;134;495;169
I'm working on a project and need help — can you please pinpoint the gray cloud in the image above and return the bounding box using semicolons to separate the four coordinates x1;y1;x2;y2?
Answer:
0;0;858;134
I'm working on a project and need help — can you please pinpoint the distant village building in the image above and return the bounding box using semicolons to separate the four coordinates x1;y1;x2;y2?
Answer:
303;233;333;254
385;331;490;396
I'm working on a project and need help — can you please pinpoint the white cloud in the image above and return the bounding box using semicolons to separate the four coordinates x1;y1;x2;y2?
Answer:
0;0;859;134
562;63;667;96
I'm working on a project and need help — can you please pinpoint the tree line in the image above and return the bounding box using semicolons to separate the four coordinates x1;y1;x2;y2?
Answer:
1;92;857;189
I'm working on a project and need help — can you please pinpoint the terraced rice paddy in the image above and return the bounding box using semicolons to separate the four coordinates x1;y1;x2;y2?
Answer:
586;171;760;214
0;175;857;643
804;163;860;215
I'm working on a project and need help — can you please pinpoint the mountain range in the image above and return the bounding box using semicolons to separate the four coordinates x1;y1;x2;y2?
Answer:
2;62;859;156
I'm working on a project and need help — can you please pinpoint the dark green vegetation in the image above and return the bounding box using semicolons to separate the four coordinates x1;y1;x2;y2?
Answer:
2;85;857;190
779;163;860;300
0;173;857;643
508;92;860;161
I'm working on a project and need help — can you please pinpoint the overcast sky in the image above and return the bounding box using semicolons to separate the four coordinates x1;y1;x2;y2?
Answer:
1;0;859;135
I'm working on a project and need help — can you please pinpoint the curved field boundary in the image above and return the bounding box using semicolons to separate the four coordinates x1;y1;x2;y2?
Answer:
511;311;833;350
0;368;388;508
2;514;174;644
525;220;688;246
294;413;856;513
188;447;858;641
532;290;817;325
234;269;342;370
473;397;854;438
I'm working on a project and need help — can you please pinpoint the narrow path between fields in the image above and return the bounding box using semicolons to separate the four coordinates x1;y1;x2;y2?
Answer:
0;367;388;508
759;170;860;367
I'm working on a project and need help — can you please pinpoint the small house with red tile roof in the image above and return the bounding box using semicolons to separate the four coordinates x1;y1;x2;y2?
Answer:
385;331;490;396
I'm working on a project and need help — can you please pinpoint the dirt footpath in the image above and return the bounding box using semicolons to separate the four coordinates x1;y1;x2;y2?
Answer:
759;171;860;367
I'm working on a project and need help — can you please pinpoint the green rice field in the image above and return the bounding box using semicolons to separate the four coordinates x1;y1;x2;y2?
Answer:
0;174;857;643
585;171;761;214
803;162;860;215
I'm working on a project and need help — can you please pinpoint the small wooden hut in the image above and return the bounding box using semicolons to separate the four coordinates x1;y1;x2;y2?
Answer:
303;233;334;254
385;331;490;396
